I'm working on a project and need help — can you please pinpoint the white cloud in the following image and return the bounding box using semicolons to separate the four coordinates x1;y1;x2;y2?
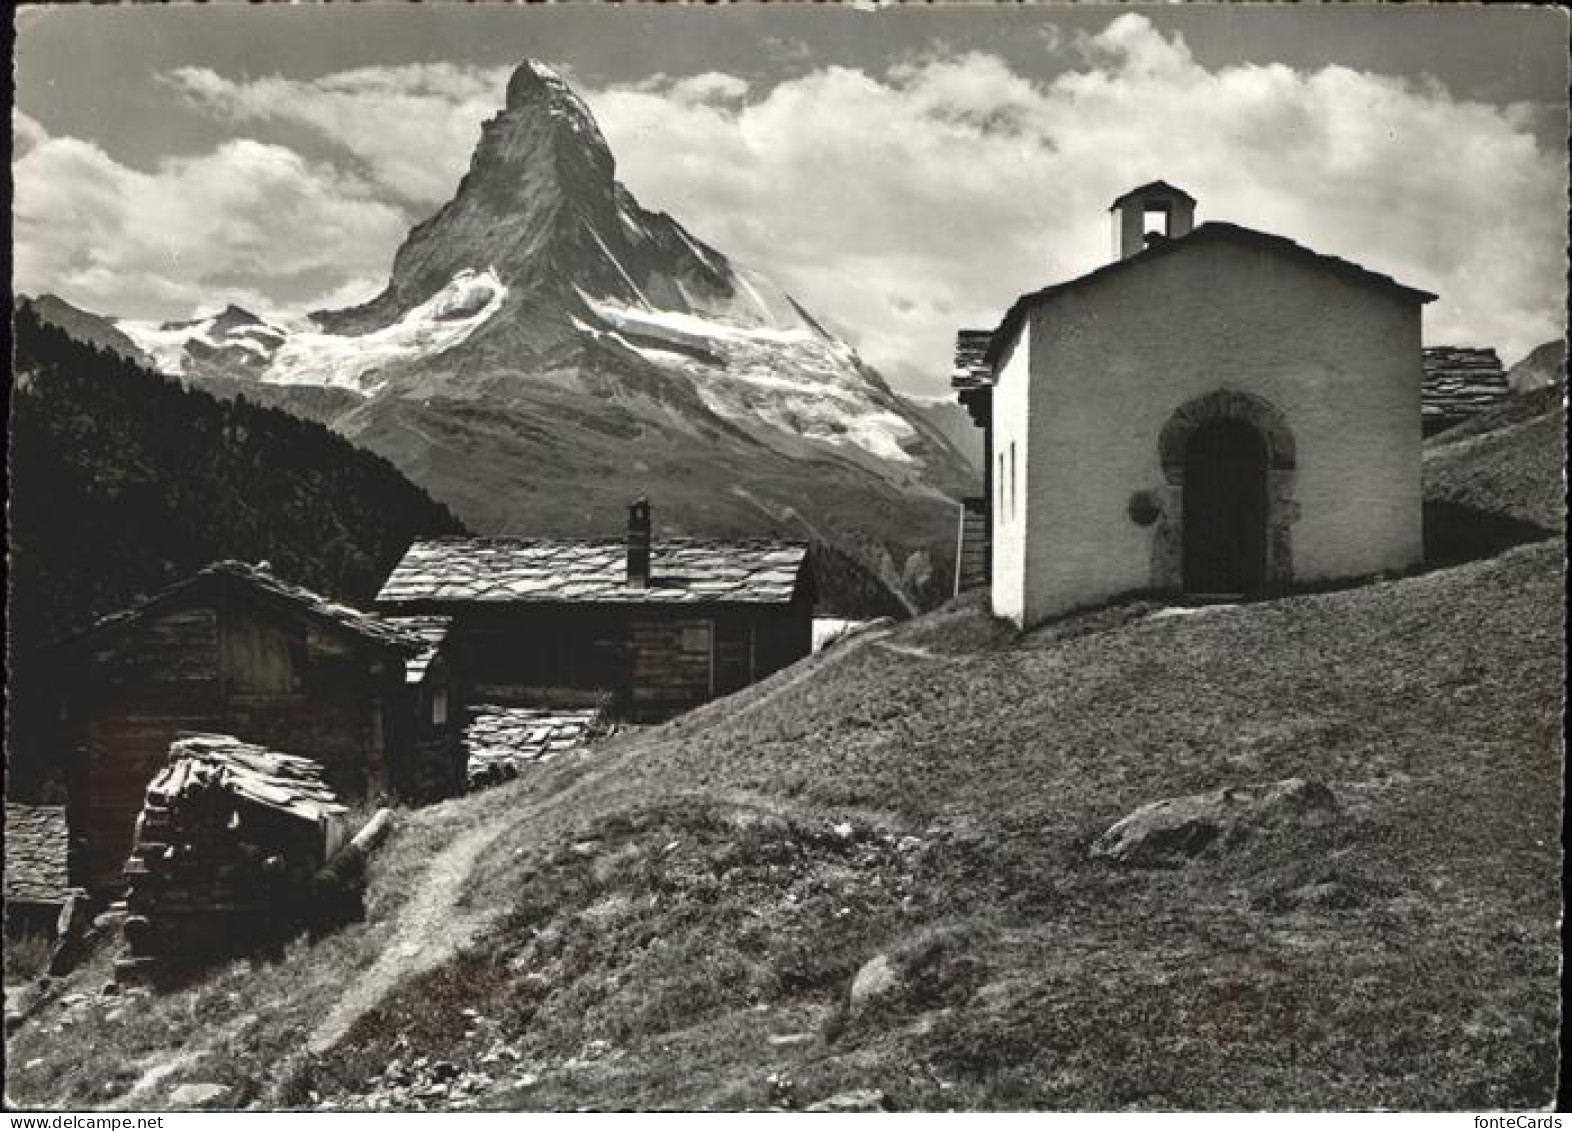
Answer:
13;20;1565;380
12;123;408;319
162;62;509;210
13;109;47;158
576;13;1565;386
668;72;753;104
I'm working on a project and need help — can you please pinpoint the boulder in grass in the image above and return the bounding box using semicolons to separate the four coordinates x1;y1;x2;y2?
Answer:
848;953;901;1014
169;1082;229;1108
806;1089;892;1112
1090;777;1337;868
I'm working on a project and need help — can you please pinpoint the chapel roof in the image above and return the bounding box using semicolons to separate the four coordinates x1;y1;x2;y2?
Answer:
953;221;1438;390
1108;180;1197;210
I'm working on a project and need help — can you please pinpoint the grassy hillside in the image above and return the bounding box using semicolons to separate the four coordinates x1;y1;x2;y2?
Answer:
1423;385;1564;531
6;393;1560;1111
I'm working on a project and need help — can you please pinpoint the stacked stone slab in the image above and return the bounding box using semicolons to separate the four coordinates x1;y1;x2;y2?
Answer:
1422;347;1509;435
3;803;70;907
464;705;612;789
117;733;350;983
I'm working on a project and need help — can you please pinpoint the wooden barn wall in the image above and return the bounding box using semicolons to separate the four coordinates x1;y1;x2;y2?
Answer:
70;607;226;891
64;597;462;894
378;597;813;723
210;607;382;800
628;601;813;721
384;661;466;803
754;597;814;678
444;607;628;706
628;614;717;720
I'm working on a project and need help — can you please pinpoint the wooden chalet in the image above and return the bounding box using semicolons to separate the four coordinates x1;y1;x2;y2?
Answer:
48;561;464;893
375;500;812;722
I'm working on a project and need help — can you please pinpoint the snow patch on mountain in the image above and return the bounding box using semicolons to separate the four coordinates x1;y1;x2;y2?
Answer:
582;294;917;465
902;391;965;408
263;269;507;394
120;269;508;395
117;316;223;374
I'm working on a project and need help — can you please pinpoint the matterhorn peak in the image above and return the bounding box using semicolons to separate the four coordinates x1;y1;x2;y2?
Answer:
505;59;573;107
499;59;609;153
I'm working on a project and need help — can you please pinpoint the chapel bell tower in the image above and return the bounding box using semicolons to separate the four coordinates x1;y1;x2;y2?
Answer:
1110;181;1197;261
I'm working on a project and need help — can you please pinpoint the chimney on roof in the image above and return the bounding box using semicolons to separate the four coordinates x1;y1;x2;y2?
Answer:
1110;181;1196;261
626;497;651;589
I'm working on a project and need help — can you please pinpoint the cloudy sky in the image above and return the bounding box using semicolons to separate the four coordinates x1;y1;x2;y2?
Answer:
13;4;1569;395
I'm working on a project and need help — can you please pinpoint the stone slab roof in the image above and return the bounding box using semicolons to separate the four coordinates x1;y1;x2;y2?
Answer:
951;330;995;392
464;705;612;789
161;733;349;825
381;615;454;683
4;803;70;904
376;538;810;606
58;560;434;658
1422;346;1509;423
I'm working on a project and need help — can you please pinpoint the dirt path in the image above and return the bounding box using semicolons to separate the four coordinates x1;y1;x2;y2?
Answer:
294;625;905;1063
872;639;944;660
115;1010;259;1110
306;817;513;1054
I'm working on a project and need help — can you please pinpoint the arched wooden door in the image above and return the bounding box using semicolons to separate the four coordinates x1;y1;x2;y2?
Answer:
1182;418;1268;595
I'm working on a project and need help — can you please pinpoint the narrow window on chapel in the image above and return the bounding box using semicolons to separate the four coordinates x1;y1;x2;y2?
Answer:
1009;443;1017;519
998;453;1006;522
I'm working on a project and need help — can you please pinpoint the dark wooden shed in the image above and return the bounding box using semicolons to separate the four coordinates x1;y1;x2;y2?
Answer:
375;502;812;722
48;562;464;893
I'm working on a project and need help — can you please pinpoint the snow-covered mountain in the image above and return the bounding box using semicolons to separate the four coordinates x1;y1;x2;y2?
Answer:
51;61;979;604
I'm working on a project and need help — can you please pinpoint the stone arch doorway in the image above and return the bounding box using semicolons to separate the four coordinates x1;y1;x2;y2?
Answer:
1153;389;1298;594
1182;419;1268;594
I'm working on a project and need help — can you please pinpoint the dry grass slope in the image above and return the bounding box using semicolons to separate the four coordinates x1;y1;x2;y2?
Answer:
6;391;1562;1111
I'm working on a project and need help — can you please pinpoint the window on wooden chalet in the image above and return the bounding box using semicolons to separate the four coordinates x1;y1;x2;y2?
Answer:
681;623;713;655
220;616;305;695
432;685;449;727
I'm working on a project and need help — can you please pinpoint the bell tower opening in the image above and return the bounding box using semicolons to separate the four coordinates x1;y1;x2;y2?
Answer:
1110;180;1197;261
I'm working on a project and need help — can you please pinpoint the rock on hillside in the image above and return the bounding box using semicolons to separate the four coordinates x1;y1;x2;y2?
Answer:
1088;777;1338;868
1506;340;1566;393
98;61;977;605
